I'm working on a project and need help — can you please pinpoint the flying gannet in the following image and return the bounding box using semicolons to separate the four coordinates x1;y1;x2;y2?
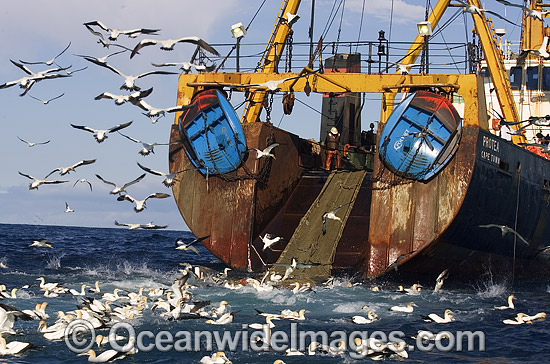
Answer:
96;173;145;195
118;192;171;212
84;20;160;41
70;121;132;143
130;36;220;58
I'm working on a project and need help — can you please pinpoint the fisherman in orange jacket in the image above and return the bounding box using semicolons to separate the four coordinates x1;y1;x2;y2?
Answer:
325;127;341;170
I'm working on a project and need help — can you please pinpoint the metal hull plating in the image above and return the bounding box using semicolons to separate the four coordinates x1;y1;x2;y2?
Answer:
169;120;550;277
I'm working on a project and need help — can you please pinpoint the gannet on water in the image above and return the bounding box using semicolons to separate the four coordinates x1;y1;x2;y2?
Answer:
422;309;454;323
352;311;379;324
0;334;31;355
199;351;231;364
205;312;235;325
390;302;417;313
494;295;515;310
503;313;528;325
78;348;128;362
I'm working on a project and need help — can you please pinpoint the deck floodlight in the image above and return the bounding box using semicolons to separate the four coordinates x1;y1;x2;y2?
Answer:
231;22;246;39
417;21;432;36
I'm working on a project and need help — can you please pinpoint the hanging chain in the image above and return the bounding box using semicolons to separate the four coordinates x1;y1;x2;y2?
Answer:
285;30;293;72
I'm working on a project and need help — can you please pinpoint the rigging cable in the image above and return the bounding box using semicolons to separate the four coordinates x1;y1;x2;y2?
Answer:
246;0;269;32
388;0;395;43
334;0;346;54
355;0;366;52
322;0;345;40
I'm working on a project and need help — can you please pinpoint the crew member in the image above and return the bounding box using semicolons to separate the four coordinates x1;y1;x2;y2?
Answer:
325;127;341;170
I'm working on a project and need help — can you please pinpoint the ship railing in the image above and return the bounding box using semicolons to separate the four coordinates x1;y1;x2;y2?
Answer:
198;39;473;76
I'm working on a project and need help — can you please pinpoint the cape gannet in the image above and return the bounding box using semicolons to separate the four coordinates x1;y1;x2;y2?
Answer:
496;0;550;21
118;132;175;156
71;121;133;143
29;239;53;248
322;205;344;235
390;302;417;313
84;20;160;41
18;172;68;190
422;309;454;323
18;42;70;65
45;159;96;178
259;234;282;250
17;136;50;147
494;295;515;310
137;162;191;186
83;57;176;91
352;311;379;324
117;192;171;212
248;143;280;159
96;173;145;195
130;36;220;58
0;334;31;355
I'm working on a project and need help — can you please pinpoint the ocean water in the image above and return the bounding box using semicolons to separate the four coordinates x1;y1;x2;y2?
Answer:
0;223;548;363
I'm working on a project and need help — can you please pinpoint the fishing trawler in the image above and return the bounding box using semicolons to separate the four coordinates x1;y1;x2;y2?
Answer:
168;0;550;279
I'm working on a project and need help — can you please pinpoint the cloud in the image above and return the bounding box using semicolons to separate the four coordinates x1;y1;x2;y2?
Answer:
346;0;425;24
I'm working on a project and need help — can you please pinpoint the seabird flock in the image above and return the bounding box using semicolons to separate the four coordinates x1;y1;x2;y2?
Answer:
0;265;545;361
2;4;549;362
4;19;220;228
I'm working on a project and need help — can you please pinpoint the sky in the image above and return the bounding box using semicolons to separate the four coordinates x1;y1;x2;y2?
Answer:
0;0;524;229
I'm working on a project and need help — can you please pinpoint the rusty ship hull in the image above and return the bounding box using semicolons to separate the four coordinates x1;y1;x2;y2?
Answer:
169;120;550;277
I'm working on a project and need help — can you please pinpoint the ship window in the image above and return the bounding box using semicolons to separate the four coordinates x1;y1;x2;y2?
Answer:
526;66;539;90
481;67;489;77
543;67;550;90
509;67;522;90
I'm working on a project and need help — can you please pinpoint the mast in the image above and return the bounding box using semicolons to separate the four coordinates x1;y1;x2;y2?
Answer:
468;0;526;144
241;0;301;124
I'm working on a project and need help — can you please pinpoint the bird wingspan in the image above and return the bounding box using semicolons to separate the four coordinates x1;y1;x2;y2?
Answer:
95;174;116;187
108;121;133;133
18;172;35;180
130;39;158;58
122;174;146;189
44;168;61;179
146;192;171;200
118;132;141;144
137;162;165;176
71;124;96;133
10;60;33;75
